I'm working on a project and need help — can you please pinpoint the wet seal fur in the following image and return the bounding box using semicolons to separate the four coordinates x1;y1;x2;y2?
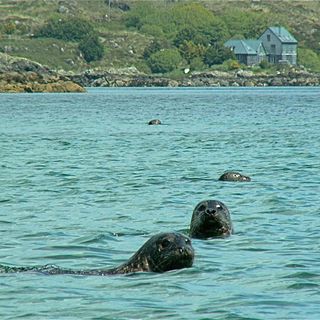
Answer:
0;232;194;275
190;200;233;239
148;119;161;125
218;171;251;182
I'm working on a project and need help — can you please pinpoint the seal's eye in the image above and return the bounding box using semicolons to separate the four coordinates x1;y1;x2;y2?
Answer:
160;239;171;249
198;204;206;212
185;238;191;245
216;204;222;209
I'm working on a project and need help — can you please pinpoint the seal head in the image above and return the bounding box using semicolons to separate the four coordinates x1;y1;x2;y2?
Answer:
218;171;251;182
108;232;194;274
148;119;161;125
190;200;233;239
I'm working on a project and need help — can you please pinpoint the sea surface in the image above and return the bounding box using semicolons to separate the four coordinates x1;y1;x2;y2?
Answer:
0;87;319;319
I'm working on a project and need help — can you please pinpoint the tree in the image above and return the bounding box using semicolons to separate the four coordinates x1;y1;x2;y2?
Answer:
204;44;235;66
178;40;206;63
79;33;104;63
147;49;182;73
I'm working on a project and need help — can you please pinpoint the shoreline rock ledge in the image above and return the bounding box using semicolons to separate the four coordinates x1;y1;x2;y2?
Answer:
0;53;85;93
68;67;320;88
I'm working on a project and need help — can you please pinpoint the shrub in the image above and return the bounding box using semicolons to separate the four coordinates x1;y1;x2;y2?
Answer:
3;22;17;35
298;48;320;72
225;59;241;70
259;59;271;69
189;57;207;71
204;44;235;66
79;33;104;62
140;24;164;37
37;17;94;41
143;38;171;59
147;49;182;73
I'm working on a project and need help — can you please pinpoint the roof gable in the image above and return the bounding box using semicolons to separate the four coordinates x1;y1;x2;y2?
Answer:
225;39;265;55
267;26;297;43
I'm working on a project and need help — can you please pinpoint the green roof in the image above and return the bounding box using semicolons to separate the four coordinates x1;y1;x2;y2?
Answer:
268;26;297;43
224;39;265;55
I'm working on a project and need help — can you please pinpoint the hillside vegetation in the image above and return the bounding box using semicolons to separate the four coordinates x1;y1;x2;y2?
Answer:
0;0;320;74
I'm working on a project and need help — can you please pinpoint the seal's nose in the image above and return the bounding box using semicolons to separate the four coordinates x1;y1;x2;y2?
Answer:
179;246;194;260
205;208;216;215
179;246;192;255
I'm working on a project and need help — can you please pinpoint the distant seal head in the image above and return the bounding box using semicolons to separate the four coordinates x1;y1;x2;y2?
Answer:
148;119;161;125
190;200;233;239
0;232;194;275
218;171;251;182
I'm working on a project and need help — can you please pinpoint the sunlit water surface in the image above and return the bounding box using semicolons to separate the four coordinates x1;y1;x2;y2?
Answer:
0;87;319;319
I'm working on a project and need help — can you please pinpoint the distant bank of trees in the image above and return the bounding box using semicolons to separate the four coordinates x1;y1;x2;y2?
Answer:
14;0;320;73
124;2;237;73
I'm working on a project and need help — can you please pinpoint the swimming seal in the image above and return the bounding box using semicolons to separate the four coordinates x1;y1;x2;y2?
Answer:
0;232;194;275
218;171;251;182
148;119;161;125
189;200;233;239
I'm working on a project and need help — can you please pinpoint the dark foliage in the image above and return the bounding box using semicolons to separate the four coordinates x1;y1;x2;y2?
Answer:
78;33;104;63
37;17;94;41
143;38;171;59
147;49;182;73
204;44;235;66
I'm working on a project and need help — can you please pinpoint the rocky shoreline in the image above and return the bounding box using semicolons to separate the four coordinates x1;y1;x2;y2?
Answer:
68;68;320;88
0;53;85;93
1;54;319;92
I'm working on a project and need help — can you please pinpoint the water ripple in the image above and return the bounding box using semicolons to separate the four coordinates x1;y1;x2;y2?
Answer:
1;87;320;319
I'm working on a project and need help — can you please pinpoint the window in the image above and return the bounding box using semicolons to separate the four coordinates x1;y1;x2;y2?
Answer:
267;34;271;41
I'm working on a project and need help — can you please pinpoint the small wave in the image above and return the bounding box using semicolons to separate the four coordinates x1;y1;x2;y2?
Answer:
285;263;307;268
180;176;212;182
283;271;319;279
77;233;119;244
0;220;14;225
287;283;319;290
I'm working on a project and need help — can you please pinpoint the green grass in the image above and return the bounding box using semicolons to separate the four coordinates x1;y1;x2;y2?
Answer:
0;37;82;71
0;0;320;74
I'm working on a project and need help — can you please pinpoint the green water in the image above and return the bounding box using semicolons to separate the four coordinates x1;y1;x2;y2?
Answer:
0;87;319;319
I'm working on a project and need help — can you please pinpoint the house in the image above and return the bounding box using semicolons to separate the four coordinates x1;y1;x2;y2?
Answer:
224;39;267;66
259;26;297;65
224;26;298;66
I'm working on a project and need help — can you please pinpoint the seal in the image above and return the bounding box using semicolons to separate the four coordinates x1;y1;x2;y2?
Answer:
148;119;161;125
0;232;194;275
218;171;251;182
189;200;233;239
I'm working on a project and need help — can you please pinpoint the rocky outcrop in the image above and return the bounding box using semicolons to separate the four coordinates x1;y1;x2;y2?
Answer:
187;69;320;87
67;67;320;88
0;53;85;93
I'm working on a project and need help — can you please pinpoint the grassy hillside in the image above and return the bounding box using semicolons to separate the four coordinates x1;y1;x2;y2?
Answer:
0;0;319;73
